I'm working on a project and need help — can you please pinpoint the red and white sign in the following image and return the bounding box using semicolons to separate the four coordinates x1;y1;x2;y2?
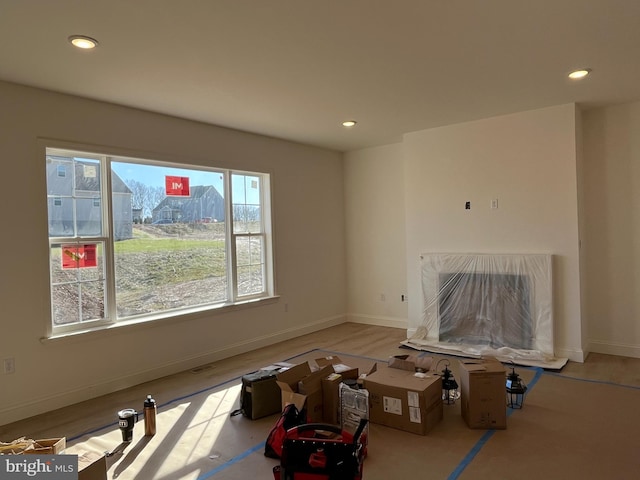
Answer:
165;176;190;196
62;244;97;269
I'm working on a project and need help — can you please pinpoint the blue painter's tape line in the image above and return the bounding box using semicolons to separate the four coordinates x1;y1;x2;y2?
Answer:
447;430;495;480
543;371;640;390
67;373;245;442
196;441;266;480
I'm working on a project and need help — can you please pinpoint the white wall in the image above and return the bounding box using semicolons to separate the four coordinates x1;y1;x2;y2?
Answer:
344;143;408;328
583;101;640;358
0;81;347;425
403;104;583;362
344;104;585;361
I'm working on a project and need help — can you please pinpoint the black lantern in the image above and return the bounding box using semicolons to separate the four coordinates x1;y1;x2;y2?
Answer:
437;359;459;405
506;365;527;409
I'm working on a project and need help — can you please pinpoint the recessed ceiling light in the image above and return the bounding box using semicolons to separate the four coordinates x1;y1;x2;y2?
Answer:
342;120;357;127
68;35;99;49
568;68;591;79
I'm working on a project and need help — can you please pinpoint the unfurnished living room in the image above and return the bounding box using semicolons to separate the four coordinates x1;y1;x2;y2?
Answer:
1;1;640;479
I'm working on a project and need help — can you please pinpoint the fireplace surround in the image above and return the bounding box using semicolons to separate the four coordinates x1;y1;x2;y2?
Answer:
406;253;555;363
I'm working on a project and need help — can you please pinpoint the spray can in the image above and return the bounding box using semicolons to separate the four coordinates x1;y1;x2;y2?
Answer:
144;394;157;436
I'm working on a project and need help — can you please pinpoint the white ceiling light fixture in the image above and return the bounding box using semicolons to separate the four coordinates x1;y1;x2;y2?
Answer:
68;35;99;49
568;68;592;79
342;120;357;127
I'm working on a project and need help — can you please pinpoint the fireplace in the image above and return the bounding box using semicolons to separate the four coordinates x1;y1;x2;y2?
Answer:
412;253;553;359
438;272;533;350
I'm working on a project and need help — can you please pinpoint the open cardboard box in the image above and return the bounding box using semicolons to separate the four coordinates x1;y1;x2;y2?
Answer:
0;437;66;455
23;437;66;455
388;354;434;372
318;357;378;425
315;355;359;380
276;362;335;422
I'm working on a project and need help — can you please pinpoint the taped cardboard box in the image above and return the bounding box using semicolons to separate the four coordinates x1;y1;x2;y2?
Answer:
276;362;334;422
459;357;507;429
364;365;442;435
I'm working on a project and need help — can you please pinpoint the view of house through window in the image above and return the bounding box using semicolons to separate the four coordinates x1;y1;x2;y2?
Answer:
46;147;272;333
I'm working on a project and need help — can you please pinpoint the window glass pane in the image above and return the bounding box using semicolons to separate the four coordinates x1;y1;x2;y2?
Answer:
237;265;264;296
235;235;264;296
232;174;261;234
111;162;227;317
47;157;73;196
46;155;103;238
75;197;102;236
48;197;75;237
49;242;106;325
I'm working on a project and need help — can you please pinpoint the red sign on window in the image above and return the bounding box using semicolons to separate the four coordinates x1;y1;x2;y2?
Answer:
165;176;190;196
62;244;98;269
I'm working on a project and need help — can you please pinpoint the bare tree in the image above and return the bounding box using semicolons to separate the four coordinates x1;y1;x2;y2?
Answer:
127;180;147;212
147;186;166;219
125;179;167;220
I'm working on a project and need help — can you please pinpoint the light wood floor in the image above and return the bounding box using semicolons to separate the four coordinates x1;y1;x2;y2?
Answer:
2;323;640;479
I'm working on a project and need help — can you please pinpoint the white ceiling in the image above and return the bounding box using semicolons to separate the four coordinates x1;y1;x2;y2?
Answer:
1;1;639;152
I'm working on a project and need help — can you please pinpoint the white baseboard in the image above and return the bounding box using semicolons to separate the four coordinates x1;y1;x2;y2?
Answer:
346;313;408;330
0;314;346;427
588;339;640;359
554;346;587;363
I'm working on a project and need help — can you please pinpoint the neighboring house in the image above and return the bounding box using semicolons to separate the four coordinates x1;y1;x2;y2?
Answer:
46;156;133;240
152;185;225;224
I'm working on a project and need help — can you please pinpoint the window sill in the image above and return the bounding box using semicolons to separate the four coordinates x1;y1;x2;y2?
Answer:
41;295;281;345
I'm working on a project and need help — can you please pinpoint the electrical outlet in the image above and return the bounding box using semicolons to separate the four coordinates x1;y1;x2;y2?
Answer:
284;303;289;312
3;357;15;374
491;198;499;209
380;293;386;302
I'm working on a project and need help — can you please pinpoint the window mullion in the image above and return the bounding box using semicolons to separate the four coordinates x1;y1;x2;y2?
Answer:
103;156;116;322
225;171;237;302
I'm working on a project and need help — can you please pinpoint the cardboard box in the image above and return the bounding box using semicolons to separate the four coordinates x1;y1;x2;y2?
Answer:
322;372;343;425
77;450;107;480
388;354;433;372
276;362;334;422
23;437;66;455
459;358;507;429
364;365;443;435
315;355;359;381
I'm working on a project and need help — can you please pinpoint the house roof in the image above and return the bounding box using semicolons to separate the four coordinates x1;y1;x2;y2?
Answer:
153;185;221;212
1;1;639;152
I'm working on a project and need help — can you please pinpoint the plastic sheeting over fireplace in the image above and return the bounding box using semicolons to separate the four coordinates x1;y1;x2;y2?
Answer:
403;253;566;368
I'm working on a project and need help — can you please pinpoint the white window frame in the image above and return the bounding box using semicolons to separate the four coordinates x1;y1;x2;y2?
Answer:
45;145;275;337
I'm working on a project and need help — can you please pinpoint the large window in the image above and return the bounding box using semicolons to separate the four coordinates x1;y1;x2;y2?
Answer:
46;147;273;335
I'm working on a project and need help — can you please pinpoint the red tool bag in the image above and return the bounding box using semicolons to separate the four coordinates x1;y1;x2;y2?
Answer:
273;418;368;480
